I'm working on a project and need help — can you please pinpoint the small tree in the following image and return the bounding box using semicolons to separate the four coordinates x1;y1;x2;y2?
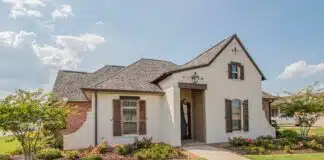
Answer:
279;82;324;136
0;89;68;160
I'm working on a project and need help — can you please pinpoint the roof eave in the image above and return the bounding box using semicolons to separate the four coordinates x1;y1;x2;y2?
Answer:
81;88;165;95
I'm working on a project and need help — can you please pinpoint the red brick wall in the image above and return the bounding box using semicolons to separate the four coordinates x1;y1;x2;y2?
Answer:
61;102;91;135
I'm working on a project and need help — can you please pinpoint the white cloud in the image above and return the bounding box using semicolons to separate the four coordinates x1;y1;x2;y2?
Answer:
2;0;45;19
96;21;104;25
51;5;73;20
0;30;36;47
32;33;105;69
277;60;324;80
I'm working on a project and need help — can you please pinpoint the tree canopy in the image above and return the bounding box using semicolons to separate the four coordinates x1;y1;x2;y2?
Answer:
0;89;68;160
278;82;324;136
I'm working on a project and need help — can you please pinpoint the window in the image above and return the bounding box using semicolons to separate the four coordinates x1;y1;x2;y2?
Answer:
232;99;241;131
122;99;137;134
231;64;239;79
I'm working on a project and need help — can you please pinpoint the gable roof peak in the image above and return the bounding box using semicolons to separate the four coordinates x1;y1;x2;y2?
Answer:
152;34;266;83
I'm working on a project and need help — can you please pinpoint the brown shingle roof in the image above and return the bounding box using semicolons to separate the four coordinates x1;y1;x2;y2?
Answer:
84;59;179;93
53;34;269;101
53;65;124;101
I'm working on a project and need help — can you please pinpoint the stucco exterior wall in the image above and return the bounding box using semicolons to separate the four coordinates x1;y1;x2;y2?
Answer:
63;94;96;150
96;92;163;145
159;38;275;144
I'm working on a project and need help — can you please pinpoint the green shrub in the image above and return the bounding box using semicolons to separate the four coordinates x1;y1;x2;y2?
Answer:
97;141;108;153
247;146;266;154
36;148;62;160
256;135;273;140
267;143;279;150
0;154;11;160
114;145;127;155
278;138;294;146
81;154;102;160
312;135;324;145
305;140;322;149
133;137;153;149
280;130;298;139
283;145;292;153
134;143;178;160
229;137;249;146
64;150;80;160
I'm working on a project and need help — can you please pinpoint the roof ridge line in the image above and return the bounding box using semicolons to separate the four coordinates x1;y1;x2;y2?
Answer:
59;70;89;74
140;58;178;66
181;34;235;66
94;64;125;73
87;59;143;88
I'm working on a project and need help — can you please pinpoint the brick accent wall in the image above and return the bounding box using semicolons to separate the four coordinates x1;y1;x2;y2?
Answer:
61;102;91;135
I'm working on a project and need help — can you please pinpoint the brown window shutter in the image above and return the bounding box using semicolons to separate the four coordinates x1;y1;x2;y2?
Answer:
138;100;146;135
243;100;249;132
113;99;122;136
228;63;232;79
240;65;244;80
225;99;232;133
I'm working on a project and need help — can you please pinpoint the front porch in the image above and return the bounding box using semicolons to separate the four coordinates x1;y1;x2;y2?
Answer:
179;82;207;146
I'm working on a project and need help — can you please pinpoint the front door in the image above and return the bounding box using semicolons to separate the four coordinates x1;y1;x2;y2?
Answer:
181;100;191;140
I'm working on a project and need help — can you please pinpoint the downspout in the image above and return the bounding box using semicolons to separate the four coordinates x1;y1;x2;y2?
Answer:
94;92;98;146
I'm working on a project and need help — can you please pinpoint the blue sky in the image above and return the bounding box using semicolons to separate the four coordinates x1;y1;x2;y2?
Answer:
0;0;324;97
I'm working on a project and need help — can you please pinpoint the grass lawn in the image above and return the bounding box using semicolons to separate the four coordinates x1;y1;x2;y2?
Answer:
279;126;324;136
247;153;324;160
0;136;20;154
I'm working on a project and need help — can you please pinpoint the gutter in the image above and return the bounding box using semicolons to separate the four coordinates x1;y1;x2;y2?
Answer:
94;92;98;146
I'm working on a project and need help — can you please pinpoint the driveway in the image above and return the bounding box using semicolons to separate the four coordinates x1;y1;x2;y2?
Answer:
183;145;249;160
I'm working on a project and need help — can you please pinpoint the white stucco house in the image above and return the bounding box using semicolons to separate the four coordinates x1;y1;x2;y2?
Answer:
53;34;276;150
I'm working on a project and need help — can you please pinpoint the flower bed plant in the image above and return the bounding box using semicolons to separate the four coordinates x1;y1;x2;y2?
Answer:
224;133;324;155
63;137;188;160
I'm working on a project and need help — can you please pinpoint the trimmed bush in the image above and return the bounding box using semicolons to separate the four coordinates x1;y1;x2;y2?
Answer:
283;145;292;153
64;150;80;160
97;141;108;153
114;144;127;155
134;143;178;160
81;154;102;160
36;148;62;160
280;130;298;139
133;137;153;149
229;137;249;146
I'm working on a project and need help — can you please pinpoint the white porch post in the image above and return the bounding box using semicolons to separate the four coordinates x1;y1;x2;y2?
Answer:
172;86;181;146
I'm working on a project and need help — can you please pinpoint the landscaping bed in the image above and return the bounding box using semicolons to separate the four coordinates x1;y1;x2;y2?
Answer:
213;129;324;156
1;137;201;160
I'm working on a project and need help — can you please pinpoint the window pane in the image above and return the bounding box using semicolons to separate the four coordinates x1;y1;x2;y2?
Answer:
123;122;137;134
232;64;238;72
122;99;137;134
232;120;241;131
232;100;241;130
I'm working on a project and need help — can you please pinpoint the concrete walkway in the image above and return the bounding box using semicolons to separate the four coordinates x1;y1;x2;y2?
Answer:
183;145;249;160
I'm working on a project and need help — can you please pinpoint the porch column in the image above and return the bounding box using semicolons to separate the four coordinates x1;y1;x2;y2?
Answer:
172;86;181;146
